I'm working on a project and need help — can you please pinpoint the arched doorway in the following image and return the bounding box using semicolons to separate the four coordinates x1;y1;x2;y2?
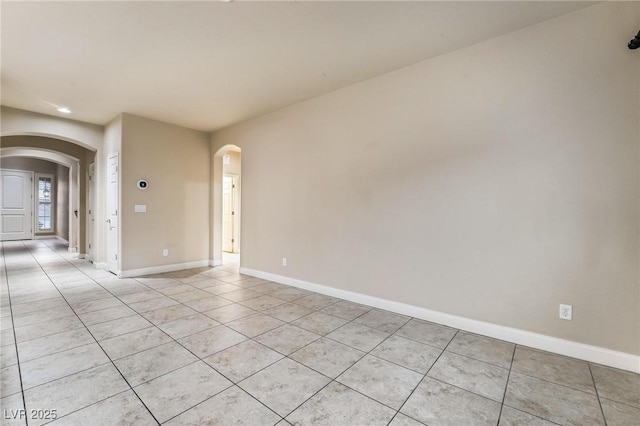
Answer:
212;145;241;267
1;136;96;258
1;147;79;249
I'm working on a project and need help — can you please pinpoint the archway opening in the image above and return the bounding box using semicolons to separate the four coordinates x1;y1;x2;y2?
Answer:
212;145;241;268
1;136;96;258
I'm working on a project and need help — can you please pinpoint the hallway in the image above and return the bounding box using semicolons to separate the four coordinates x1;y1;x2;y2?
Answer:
1;240;638;425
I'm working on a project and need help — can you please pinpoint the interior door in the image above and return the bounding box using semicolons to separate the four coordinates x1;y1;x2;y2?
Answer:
87;163;95;260
1;169;33;241
107;154;119;273
222;175;234;253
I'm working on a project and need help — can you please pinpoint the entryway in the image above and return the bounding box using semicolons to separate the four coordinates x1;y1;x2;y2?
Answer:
212;145;241;266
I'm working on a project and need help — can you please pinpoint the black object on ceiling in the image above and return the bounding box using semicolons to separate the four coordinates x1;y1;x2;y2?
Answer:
629;30;640;50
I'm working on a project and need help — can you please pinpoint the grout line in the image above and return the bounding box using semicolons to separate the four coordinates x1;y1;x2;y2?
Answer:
389;330;460;425
588;362;609;426
19;240;162;426
0;241;29;426
496;343;517;424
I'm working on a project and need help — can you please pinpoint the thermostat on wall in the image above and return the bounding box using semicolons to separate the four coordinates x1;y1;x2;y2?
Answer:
137;180;148;190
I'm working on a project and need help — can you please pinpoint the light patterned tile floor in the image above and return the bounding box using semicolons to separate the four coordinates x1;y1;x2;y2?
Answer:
1;239;639;425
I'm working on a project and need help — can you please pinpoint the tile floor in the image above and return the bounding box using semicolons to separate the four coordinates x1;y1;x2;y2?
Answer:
1;239;639;425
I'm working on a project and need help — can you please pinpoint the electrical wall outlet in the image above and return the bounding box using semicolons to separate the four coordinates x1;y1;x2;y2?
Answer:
559;304;572;320
282;257;287;266
163;248;169;257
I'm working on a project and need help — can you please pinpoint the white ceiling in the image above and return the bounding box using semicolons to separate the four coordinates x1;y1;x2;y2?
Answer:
1;1;594;132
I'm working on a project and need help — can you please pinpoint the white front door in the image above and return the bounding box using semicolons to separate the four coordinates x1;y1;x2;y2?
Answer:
107;154;119;274
1;169;33;241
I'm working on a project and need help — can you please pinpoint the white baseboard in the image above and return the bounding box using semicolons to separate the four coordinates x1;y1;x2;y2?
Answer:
120;260;211;278
239;267;640;373
93;262;107;270
210;259;223;267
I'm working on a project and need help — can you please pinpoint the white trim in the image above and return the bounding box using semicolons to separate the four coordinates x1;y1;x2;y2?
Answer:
239;267;640;373
33;234;57;240
210;259;223;267
35;172;55;234
120;260;211;278
94;262;108;270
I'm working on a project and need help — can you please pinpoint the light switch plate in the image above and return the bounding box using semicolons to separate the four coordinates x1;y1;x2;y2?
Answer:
134;204;147;213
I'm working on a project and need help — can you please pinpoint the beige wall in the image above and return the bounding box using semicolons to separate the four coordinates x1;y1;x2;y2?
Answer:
213;2;640;355
0;156;57;173
120;114;210;271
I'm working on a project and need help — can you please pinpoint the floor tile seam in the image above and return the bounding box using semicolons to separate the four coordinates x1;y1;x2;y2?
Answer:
236;298;290;311
70;302;134;317
8;296;68;310
395;329;459;420
250;330;323;357
156;319;222;340
587;361;640;377
388;330;456;353
443;346;513;370
17;340;98;365
303;314;433;415
17;244;138;409
362;348;436;377
350;321;407;335
126;358;203;388
90;321;159;341
204;348;284;387
64;290;127;305
322;331;390;354
588;362;611;424
11;320;87;344
331;374;417;412
20;359;113;392
141;310;201;327
81;275;279;405
426;374;514;406
12;314;79;330
99;336;177;361
495;341;517;424
438;348;512;373
388;411;427;426
508;368;600;397
9;296;68;309
144;382;239;425
238;372;335;421
500;402;564;425
36;388;157;426
35;241;162;425
2;241;42;424
158;383;283;426
80;312;140;328
597;396;640;411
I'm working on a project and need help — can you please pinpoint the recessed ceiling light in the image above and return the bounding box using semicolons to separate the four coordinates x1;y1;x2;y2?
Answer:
57;107;71;114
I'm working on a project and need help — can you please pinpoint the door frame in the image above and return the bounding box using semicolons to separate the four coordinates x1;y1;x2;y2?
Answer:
87;162;95;261
223;173;240;253
34;172;55;235
106;152;119;274
0;168;34;241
